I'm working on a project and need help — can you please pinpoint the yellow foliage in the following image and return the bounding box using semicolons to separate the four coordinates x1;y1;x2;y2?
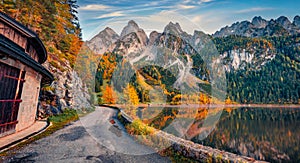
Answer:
123;84;140;106
199;93;211;104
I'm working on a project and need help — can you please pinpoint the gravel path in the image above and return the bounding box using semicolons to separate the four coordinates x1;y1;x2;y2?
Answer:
2;107;171;163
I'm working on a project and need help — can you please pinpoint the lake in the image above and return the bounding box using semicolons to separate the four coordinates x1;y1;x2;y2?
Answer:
134;106;300;162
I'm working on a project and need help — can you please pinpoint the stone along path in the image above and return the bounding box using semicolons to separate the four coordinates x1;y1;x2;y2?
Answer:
2;107;170;163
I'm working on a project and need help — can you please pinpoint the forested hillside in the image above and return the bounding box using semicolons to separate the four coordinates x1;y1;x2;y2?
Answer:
0;0;82;67
219;35;300;104
91;17;300;105
0;1;92;111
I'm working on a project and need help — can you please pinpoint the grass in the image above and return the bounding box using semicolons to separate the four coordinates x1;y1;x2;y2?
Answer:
158;147;199;163
0;109;83;158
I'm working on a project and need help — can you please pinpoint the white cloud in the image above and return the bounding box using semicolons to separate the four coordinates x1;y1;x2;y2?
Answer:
235;7;274;14
178;4;196;9
182;0;192;4
191;15;203;23
144;1;159;6
96;11;125;19
198;0;213;4
79;4;111;11
200;0;213;2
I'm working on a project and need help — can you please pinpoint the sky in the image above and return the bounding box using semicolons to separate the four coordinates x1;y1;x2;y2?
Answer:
77;0;300;41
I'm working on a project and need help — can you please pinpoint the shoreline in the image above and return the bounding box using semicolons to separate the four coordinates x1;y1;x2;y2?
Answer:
111;105;265;163
112;103;300;108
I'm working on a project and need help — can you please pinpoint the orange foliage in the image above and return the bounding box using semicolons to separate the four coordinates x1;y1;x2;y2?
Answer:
99;54;117;80
225;97;233;104
199;93;211;104
102;86;116;104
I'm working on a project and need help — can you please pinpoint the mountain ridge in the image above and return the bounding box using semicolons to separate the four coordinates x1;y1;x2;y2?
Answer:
213;15;300;37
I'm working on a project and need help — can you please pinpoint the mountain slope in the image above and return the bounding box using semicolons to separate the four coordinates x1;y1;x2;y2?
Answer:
212;16;300;104
93;20;225;104
90;16;300;104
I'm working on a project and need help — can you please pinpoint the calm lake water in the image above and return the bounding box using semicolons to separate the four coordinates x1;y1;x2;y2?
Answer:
135;106;300;162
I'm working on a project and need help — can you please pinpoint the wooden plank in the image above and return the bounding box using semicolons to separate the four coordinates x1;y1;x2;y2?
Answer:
3;24;10;38
13;30;19;44
20;36;27;49
0;21;4;34
8;27;14;40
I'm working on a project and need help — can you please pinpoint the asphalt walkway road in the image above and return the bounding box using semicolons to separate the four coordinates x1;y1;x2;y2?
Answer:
2;107;171;163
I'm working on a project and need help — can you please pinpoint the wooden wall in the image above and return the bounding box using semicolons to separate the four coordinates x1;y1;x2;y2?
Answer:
0;20;39;63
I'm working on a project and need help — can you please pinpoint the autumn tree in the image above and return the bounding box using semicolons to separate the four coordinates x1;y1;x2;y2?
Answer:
102;86;116;104
225;96;233;104
123;84;139;106
199;93;210;104
0;0;82;67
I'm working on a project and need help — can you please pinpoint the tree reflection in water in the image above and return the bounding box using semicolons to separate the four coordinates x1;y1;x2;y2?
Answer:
136;106;300;162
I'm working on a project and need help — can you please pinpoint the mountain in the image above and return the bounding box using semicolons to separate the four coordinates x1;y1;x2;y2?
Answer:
214;16;300;37
86;27;120;55
252;16;268;28
112;20;148;58
213;15;300;104
93;20;224;105
120;20;148;46
149;31;160;45
89;17;299;104
294;15;300;27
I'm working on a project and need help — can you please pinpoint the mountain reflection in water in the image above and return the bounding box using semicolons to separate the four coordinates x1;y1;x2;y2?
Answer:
134;106;300;162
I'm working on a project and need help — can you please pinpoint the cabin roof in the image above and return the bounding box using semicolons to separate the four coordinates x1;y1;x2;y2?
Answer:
0;35;53;83
0;11;47;64
0;12;53;83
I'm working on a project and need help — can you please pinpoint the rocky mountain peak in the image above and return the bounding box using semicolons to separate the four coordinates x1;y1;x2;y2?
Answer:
120;20;148;46
128;20;138;25
293;15;300;27
164;22;184;35
120;20;140;38
252;16;268;28
276;16;292;28
149;31;160;45
86;27;119;54
103;27;117;35
90;27;118;40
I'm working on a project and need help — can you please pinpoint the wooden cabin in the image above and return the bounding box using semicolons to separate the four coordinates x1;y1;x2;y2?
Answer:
0;12;53;137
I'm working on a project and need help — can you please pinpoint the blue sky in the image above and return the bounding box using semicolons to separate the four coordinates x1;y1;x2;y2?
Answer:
77;0;300;40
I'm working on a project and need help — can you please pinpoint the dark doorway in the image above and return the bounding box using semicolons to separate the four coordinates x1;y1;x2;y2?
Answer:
0;62;25;137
